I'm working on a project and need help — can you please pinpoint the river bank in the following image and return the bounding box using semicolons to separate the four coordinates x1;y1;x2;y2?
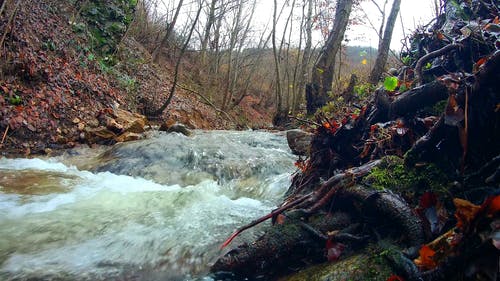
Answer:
0;0;275;157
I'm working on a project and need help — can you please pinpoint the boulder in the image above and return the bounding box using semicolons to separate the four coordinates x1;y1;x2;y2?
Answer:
286;129;312;156
115;132;142;143
112;108;147;134
87;109;147;144
159;122;192;136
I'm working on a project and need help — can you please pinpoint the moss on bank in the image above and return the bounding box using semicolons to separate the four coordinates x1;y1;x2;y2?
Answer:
280;248;394;281
70;0;137;57
363;156;451;198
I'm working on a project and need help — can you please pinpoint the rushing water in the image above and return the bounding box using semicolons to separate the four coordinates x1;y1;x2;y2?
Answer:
0;130;296;281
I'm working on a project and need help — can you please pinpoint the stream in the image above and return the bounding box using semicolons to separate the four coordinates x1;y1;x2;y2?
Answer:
0;130;296;281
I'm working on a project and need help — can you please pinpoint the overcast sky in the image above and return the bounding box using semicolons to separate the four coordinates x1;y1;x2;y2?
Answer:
254;0;437;50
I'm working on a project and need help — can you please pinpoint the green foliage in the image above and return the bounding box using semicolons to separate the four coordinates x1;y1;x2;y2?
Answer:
432;100;448;115
118;74;137;93
42;40;56;51
383;76;398;91
74;0;136;56
401;55;412;65
9;94;22;105
320;101;338;115
424;62;432;70
354;83;375;100
70;21;86;33
449;0;470;20
399;83;408;93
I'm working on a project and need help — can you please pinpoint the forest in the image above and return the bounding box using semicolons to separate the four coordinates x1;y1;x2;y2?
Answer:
0;0;499;280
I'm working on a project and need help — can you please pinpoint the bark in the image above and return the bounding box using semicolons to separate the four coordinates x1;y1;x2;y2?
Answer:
221;0;244;110
211;2;224;74
368;0;401;84
367;80;449;124
151;0;184;62
199;0;217;65
151;2;202;116
272;0;283;119
307;0;353;115
296;0;313;114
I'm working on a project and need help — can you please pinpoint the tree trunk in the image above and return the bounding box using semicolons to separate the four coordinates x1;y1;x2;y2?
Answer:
307;0;353;115
368;0;401;84
200;0;217;65
296;0;313;114
272;0;283;117
151;2;202;116
151;0;184;63
221;0;244;110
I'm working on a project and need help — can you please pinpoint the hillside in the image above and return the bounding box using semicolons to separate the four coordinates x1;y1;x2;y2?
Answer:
0;0;258;155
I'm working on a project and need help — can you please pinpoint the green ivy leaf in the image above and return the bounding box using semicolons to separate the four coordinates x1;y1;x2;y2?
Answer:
9;95;22;105
384;76;398;91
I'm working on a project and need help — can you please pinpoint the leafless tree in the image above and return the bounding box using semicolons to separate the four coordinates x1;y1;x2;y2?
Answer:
368;0;401;84
306;0;354;115
152;1;203;116
151;0;184;62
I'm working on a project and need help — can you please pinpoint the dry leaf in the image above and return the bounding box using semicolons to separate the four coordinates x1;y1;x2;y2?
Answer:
414;245;437;270
453;198;480;230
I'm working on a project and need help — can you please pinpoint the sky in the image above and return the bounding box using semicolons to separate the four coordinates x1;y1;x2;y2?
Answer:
254;0;437;50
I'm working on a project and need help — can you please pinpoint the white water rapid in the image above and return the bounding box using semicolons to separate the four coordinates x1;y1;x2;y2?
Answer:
0;130;296;281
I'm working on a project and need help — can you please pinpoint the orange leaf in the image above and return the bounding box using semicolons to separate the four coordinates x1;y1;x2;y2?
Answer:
494;16;500;24
387;274;405;281
453;198;480;229
476;57;488;67
485;195;500;216
436;31;445;40
414;245;437;270
473;57;488;72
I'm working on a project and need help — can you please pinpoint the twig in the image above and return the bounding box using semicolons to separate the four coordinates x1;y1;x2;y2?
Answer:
0;0;8;17
414;43;462;85
177;83;236;124
288;115;321;127
220;160;381;249
220;192;313;249
1;125;9;144
0;0;20;54
304;160;381;214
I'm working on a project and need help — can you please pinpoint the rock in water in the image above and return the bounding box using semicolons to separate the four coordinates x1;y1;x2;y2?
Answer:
286;129;312;156
159;122;192;136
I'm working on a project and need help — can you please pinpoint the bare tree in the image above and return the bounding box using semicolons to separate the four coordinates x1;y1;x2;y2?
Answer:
151;0;184;62
221;0;244;110
199;0;218;65
368;0;401;84
306;0;354;115
294;0;313;114
151;1;203;116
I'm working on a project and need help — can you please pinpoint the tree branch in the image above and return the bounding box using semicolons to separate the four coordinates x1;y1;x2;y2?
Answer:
414;43;462;85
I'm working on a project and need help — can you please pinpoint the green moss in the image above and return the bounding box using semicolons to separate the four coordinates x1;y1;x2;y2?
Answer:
363;156;450;196
76;0;136;56
432;100;447;115
281;251;393;281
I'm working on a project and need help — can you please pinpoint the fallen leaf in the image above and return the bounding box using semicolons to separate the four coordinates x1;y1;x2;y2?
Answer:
387;274;405;281
414;245;437;270
325;240;345;262
453;198;480;230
